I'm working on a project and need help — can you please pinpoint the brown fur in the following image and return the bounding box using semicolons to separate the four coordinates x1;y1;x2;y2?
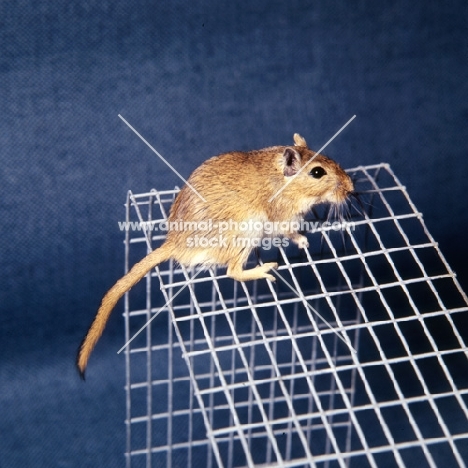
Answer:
76;133;353;377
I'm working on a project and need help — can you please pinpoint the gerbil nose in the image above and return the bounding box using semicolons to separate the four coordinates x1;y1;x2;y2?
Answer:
337;176;354;195
344;175;354;193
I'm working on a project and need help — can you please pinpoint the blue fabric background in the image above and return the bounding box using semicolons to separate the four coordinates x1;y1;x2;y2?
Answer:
1;1;467;466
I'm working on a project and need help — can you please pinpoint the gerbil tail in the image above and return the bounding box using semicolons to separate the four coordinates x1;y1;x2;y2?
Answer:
76;245;171;379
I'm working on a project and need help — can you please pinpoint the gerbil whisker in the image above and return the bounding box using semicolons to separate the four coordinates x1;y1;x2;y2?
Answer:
348;199;363;217
346;199;353;219
342;201;351;223
319;226;326;258
349;191;366;217
325;204;332;225
353;191;373;207
339;230;346;254
335;203;347;254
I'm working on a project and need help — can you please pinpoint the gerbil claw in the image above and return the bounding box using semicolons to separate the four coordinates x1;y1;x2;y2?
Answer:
291;234;309;250
262;262;278;281
226;262;278;282
257;262;278;282
299;238;309;249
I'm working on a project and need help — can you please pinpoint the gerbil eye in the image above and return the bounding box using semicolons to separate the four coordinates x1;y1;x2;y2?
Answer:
310;166;327;179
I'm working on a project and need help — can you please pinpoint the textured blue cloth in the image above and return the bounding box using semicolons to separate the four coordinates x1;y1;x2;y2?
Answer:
1;1;467;466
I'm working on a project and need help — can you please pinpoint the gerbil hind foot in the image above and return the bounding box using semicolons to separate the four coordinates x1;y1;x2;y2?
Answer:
227;262;278;282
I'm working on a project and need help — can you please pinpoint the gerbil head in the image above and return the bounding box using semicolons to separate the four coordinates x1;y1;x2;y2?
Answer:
280;137;353;207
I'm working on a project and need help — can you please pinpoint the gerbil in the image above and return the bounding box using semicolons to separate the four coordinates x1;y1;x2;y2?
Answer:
77;133;353;377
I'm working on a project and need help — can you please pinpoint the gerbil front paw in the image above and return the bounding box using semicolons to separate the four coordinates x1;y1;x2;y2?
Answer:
290;233;309;250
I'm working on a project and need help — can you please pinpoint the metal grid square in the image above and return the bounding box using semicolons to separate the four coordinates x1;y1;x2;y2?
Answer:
123;164;468;468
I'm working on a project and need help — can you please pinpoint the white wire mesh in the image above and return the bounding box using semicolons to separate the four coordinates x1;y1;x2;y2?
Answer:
123;163;468;468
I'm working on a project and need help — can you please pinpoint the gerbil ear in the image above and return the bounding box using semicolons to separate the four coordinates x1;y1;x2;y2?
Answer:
282;147;302;176
293;133;308;148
